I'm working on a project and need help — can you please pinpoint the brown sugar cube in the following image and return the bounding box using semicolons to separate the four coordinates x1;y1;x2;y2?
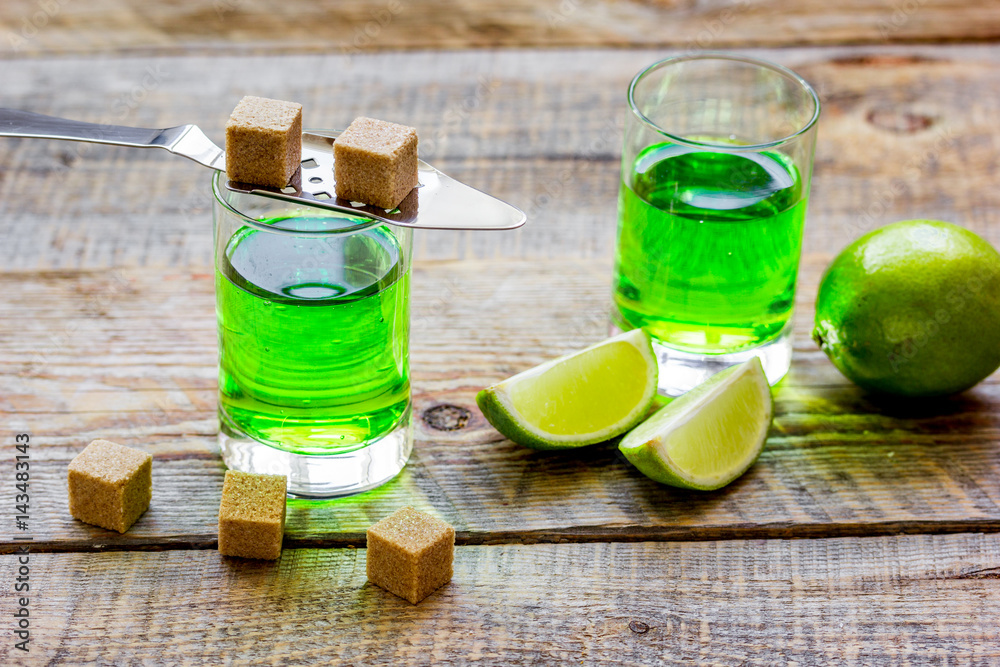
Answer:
225;95;303;188
366;506;455;604
218;470;287;560
68;439;152;534
334;116;418;210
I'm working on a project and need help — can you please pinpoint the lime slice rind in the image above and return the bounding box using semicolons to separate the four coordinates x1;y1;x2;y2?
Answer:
619;357;773;490
476;329;659;450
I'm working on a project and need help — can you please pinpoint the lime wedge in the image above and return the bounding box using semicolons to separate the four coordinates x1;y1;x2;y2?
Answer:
476;329;659;450
618;357;772;490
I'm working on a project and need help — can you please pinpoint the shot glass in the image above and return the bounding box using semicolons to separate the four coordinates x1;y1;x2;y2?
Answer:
212;170;413;497
612;53;820;395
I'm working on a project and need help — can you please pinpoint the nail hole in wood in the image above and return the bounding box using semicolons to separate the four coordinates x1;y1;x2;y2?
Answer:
423;404;471;431
628;621;649;634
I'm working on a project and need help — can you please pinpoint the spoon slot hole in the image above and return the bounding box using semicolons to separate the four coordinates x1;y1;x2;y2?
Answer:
301;158;319;169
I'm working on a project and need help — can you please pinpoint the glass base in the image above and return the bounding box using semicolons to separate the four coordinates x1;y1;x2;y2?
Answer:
218;407;413;498
612;324;793;397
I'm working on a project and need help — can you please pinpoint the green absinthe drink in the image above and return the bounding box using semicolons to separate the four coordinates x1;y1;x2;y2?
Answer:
613;142;807;354
217;215;410;455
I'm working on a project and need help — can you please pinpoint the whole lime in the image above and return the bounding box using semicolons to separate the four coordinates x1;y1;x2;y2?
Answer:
813;220;1000;397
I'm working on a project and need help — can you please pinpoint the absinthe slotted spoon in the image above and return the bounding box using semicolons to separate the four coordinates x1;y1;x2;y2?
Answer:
0;108;526;231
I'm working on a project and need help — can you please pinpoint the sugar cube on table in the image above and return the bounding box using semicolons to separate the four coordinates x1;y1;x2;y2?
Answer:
225;95;303;188
68;439;152;534
217;470;287;560
366;506;455;604
334;116;418;210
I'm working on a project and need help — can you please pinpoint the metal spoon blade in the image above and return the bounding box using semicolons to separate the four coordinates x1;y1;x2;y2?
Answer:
225;131;526;231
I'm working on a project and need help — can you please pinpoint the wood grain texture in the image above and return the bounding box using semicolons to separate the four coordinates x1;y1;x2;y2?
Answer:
3;534;999;664
2;0;1000;58
1;16;998;660
1;47;999;269
1;261;997;552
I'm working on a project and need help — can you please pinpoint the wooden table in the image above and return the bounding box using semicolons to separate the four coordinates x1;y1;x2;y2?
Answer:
2;1;999;663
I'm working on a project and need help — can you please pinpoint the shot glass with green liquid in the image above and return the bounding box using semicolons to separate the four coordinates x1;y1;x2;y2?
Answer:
613;54;820;395
213;171;413;497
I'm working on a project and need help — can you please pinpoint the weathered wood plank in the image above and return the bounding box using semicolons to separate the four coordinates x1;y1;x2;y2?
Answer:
0;47;999;267
2;0;1000;58
5;444;1000;552
3;534;999;664
1;262;997;551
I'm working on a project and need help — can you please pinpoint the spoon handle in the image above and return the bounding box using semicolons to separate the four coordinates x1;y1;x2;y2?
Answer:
0;108;225;170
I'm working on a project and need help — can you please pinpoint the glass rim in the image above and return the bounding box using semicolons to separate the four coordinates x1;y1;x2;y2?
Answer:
627;52;822;151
